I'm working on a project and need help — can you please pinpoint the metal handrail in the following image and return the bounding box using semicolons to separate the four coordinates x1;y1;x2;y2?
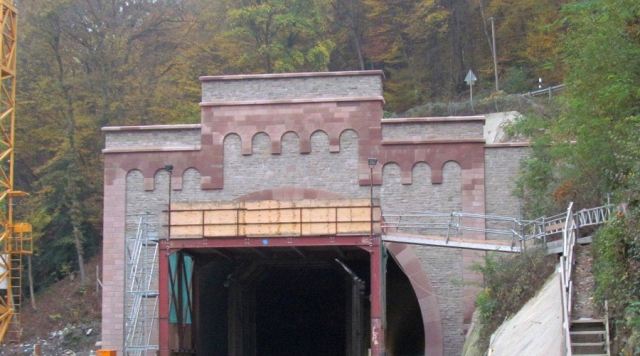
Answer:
560;203;576;356
381;204;614;246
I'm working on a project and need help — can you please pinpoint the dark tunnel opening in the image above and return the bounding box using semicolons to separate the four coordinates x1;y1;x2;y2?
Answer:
254;267;348;356
186;246;426;356
190;247;372;356
385;255;425;356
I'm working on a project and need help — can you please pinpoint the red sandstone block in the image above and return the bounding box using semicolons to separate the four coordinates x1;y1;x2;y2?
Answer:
418;297;440;321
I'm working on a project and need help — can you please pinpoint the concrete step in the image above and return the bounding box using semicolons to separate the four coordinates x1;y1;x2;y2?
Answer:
571;318;605;324
571;319;608;355
571;319;606;332
570;330;605;336
573;342;605;347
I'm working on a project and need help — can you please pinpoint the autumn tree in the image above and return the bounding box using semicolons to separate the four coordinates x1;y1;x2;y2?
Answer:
17;0;195;288
220;0;335;73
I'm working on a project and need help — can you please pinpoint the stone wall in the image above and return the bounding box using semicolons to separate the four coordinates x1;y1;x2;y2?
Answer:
381;162;465;356
484;145;531;241
201;71;382;102
105;126;201;149
382;119;484;141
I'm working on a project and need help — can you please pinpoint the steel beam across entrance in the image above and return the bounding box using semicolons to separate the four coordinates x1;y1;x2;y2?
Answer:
166;235;379;250
157;235;385;356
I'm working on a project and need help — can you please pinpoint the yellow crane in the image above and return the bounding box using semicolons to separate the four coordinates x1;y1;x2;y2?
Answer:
0;0;32;345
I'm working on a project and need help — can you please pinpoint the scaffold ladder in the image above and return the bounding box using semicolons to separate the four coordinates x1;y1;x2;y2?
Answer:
125;215;159;356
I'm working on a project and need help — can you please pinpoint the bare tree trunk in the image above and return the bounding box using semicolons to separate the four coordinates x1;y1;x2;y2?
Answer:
73;226;87;285
28;255;36;310
347;0;365;70
53;30;87;286
478;0;494;58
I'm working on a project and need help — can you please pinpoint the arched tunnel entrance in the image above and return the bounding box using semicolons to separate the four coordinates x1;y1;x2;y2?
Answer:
166;244;426;356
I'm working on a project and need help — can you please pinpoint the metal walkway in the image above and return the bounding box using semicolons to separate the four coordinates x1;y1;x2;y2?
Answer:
381;204;613;252
382;233;522;252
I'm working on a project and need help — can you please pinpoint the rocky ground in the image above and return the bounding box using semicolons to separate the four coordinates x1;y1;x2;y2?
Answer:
1;255;103;355
2;322;101;356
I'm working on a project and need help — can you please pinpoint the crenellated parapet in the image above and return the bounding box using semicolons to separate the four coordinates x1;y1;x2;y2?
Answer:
104;71;489;192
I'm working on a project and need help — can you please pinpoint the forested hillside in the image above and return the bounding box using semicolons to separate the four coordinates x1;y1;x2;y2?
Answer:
14;2;640;350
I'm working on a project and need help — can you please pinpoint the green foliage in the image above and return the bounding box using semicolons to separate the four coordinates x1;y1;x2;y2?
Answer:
48;314;62;321
511;1;640;352
222;0;334;73
403;94;544;118
470;248;557;350
510;0;640;213
502;67;532;94
593;208;640;355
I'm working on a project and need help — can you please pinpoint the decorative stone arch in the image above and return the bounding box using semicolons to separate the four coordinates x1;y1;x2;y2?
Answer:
386;242;444;356
309;129;330;154
279;131;301;155
410;161;433;185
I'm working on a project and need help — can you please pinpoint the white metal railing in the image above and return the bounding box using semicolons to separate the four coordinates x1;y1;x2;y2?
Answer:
381;203;613;249
558;203;577;356
526;84;565;97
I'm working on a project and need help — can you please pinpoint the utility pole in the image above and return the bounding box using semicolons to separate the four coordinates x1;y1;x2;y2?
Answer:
489;17;499;92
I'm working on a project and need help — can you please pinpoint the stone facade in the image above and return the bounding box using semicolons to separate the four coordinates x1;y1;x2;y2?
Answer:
104;125;201;149
382;118;484;141
201;71;382;102
484;145;531;242
102;71;530;356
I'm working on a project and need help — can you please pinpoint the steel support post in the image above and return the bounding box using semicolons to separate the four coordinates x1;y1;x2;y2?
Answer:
158;240;170;356
370;237;386;356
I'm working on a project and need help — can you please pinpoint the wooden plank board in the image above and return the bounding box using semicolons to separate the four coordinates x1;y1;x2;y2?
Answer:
168;199;376;239
171;211;203;225
545;222;564;232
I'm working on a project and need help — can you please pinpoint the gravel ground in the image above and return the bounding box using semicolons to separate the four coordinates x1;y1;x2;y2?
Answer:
1;322;101;356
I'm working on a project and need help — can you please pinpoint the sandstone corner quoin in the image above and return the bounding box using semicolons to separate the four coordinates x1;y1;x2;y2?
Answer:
101;71;530;356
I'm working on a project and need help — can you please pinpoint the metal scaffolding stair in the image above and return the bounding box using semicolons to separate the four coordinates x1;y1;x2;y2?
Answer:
125;215;159;356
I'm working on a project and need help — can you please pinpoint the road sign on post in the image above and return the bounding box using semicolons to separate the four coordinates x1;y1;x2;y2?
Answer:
465;70;477;105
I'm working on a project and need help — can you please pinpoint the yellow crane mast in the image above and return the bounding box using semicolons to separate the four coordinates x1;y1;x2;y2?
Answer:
0;0;32;345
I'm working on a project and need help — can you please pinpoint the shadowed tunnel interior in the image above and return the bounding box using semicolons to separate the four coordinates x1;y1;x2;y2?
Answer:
386;256;425;356
255;267;348;356
186;246;424;356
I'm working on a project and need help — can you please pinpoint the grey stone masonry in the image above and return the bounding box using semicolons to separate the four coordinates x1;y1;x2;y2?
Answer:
484;146;531;241
200;71;383;102
381;161;465;356
104;126;201;149
382;119;484;141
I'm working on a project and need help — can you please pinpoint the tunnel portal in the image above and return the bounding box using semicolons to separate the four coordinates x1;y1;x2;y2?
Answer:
187;246;371;356
166;243;425;356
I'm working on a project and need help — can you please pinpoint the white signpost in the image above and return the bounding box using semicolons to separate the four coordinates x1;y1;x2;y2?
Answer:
465;70;477;104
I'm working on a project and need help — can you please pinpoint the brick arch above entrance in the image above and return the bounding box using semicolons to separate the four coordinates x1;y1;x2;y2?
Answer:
386;242;444;356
